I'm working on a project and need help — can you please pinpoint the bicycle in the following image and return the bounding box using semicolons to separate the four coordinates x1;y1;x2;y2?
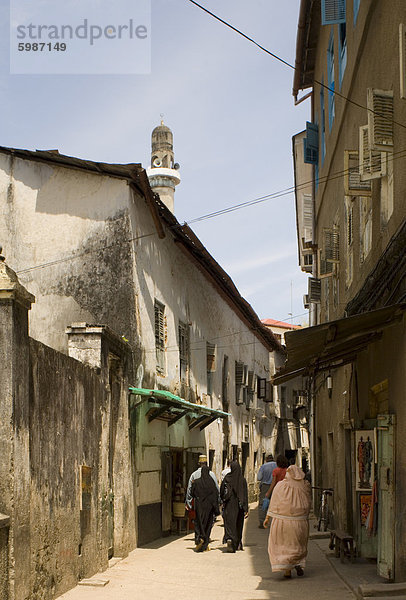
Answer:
312;486;334;531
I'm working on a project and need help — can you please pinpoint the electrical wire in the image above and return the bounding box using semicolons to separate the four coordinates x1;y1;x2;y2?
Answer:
14;146;406;277
186;0;406;132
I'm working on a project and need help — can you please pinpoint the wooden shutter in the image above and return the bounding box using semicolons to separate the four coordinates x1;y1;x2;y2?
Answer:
324;229;340;262
321;0;346;25
400;24;406;99
257;377;266;399
308;277;321;303
359;125;386;181
367;89;394;151
346;201;354;246
344;150;371;195
303;194;313;243
318;249;334;277
235;361;244;385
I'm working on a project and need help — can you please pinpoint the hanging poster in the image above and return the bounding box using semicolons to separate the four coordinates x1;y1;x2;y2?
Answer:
359;494;372;526
355;430;375;491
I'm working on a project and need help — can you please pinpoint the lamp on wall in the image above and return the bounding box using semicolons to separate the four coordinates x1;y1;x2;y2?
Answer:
326;374;333;399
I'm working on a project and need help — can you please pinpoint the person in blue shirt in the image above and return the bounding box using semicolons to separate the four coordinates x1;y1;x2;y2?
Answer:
257;454;277;528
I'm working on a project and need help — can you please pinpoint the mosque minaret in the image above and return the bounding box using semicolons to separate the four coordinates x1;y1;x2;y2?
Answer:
146;120;180;213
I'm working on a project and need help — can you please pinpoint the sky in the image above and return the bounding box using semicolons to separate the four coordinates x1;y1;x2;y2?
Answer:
1;0;310;325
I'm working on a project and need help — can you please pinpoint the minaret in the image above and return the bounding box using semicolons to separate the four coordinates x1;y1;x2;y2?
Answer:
146;119;180;213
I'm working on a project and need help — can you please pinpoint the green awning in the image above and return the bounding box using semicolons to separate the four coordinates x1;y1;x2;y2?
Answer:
128;387;230;430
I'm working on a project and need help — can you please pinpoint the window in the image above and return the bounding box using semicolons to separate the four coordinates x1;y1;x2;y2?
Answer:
206;342;216;396
235;361;244;405
320;83;326;164
327;33;335;130
321;0;346;25
354;0;360;24
154;300;165;373
303;121;319;164
338;22;347;86
178;321;190;382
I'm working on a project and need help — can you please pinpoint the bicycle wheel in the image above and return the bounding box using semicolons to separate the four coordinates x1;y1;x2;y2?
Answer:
317;500;324;531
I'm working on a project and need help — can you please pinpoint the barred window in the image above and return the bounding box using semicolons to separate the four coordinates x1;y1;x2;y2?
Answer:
154;300;165;373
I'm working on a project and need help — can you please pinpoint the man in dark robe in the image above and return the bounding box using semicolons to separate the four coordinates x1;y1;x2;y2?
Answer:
190;464;220;551
220;460;249;552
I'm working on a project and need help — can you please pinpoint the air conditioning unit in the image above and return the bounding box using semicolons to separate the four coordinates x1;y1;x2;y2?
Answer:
303;294;310;309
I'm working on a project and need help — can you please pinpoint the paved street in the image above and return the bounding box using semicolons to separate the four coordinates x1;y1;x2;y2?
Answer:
57;506;356;600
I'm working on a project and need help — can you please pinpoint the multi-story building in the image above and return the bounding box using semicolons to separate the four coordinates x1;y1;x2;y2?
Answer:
275;0;406;581
262;319;310;471
0;124;282;598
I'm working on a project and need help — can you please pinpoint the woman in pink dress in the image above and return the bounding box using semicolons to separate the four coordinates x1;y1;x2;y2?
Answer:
264;465;311;578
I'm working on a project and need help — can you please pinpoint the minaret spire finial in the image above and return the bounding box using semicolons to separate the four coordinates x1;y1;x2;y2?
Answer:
160;113;164;125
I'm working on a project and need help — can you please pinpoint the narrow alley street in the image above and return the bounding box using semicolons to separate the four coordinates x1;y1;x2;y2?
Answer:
57;506;365;600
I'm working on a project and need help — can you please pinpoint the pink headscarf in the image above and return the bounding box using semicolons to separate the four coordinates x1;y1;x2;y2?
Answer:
269;465;311;518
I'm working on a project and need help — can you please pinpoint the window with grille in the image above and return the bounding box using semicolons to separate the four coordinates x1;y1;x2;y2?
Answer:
206;342;216;396
154;300;165;373
178;321;190;382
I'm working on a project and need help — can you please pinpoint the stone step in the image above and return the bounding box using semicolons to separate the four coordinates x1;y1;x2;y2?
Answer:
358;582;406;597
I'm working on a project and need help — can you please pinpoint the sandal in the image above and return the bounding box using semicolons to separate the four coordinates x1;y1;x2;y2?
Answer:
283;569;292;578
295;566;304;577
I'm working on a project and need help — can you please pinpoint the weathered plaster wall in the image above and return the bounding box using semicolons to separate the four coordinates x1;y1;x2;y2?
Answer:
29;339;108;599
129;197;275;513
0;155;138;354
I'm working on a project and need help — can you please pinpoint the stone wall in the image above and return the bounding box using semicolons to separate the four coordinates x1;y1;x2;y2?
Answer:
28;338;108;599
0;261;136;599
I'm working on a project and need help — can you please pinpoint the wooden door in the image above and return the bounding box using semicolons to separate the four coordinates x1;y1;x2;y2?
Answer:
377;414;395;579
